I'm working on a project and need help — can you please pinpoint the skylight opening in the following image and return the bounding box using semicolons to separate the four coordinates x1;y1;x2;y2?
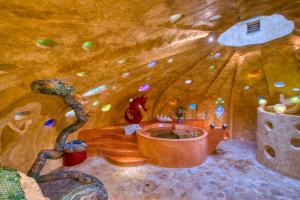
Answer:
218;14;294;47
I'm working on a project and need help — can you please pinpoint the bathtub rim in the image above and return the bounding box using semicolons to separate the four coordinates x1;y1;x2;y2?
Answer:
136;123;208;142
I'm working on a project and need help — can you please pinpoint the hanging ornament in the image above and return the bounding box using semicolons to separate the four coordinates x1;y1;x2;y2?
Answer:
215;97;224;105
215;105;225;118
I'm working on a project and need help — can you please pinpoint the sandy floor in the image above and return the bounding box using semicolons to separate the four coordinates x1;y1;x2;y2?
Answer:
40;140;300;200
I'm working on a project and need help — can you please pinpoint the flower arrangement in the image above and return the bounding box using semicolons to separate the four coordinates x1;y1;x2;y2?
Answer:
172;99;186;123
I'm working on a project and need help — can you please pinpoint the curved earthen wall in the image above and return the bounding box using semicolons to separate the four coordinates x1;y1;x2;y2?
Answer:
256;108;300;179
0;0;300;172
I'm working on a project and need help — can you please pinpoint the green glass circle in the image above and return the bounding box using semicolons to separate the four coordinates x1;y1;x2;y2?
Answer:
36;38;57;48
82;41;95;50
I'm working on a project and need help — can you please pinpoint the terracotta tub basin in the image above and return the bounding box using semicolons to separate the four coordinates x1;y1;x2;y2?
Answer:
136;123;208;168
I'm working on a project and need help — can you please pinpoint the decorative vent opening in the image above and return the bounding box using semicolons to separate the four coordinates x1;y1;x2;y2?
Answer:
247;20;260;33
264;145;275;158
291;138;300;149
265;121;274;130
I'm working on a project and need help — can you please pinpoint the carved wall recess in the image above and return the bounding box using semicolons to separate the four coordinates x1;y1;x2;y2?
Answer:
7;120;32;134
0;102;41;163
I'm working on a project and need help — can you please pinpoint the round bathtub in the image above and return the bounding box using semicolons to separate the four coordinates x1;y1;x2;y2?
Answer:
136;123;208;168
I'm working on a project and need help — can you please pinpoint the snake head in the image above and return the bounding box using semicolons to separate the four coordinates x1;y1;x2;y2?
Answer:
31;79;74;96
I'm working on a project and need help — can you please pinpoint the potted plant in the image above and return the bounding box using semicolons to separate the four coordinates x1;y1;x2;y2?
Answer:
173;99;186;124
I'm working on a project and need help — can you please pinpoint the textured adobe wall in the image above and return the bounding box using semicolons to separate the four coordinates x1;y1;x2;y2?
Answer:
256;108;300;179
0;0;300;171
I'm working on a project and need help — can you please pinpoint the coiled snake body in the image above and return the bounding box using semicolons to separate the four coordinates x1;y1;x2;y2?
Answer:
27;79;108;200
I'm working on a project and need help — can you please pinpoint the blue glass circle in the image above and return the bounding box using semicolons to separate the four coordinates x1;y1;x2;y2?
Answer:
189;103;197;110
258;96;264;100
44;118;56;127
274;82;285;88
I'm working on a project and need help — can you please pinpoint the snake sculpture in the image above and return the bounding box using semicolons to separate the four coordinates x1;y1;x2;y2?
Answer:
27;79;108;200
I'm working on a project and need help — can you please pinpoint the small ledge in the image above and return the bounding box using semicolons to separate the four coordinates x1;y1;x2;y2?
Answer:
258;107;300;118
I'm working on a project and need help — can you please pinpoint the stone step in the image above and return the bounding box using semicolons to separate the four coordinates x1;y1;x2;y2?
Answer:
104;155;147;167
88;140;138;149
79;127;125;138
101;147;141;157
83;133;137;143
79;126;147;167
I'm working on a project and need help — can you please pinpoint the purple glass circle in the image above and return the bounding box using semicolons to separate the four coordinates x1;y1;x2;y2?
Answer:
138;84;151;92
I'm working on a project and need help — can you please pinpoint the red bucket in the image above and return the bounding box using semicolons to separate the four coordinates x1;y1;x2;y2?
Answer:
63;151;87;167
